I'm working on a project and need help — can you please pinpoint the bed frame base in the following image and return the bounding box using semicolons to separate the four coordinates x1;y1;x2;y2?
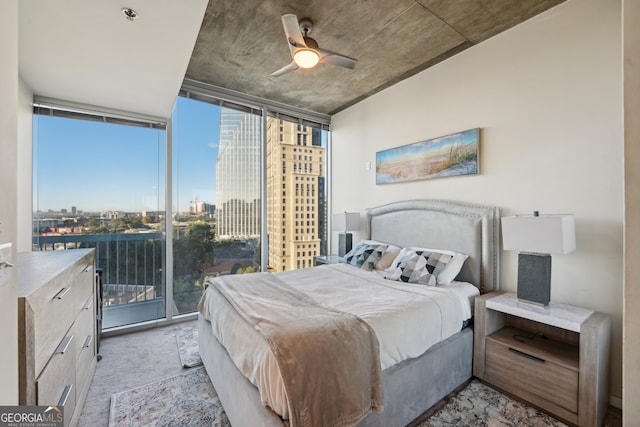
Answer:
198;315;473;427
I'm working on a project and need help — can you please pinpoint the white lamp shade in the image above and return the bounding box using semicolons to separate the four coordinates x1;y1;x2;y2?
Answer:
502;214;576;254
332;212;360;232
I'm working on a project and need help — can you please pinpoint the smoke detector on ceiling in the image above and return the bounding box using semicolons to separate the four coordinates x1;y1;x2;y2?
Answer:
122;8;138;21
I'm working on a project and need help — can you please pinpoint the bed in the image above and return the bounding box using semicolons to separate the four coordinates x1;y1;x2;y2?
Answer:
198;199;499;426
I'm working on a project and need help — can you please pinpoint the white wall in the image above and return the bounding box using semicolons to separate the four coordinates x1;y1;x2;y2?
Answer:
332;0;623;401
623;0;639;422
0;0;19;405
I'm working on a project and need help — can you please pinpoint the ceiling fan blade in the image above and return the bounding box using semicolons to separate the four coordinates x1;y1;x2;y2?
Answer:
281;14;306;53
270;61;299;77
318;48;358;70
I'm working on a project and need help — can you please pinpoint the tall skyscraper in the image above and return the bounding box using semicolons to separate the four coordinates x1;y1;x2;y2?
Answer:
266;119;326;271
216;109;261;239
215;109;327;271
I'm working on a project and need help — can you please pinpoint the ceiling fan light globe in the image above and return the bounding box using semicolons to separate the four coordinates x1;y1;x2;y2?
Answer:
293;49;320;68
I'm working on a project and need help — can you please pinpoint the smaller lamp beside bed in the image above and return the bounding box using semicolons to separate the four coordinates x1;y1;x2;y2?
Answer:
332;211;361;257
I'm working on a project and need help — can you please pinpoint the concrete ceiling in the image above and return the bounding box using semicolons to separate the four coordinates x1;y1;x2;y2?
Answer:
186;0;565;115
18;0;565;120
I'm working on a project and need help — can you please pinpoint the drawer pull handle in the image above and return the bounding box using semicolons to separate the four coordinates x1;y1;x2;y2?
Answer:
82;298;93;310
58;384;73;407
55;335;73;355
54;287;71;300
508;347;546;363
82;264;93;272
83;335;93;349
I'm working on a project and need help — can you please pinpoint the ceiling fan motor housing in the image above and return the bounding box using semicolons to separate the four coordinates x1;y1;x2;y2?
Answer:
299;18;313;35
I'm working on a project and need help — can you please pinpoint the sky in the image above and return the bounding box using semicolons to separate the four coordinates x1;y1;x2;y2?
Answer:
34;97;221;213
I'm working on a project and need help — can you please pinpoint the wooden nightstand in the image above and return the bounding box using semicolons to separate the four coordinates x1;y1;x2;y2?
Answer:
473;292;611;427
313;255;343;266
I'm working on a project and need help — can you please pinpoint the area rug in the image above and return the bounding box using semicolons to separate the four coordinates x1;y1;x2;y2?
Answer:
418;380;567;427
175;327;203;368
108;366;230;427
109;370;567;427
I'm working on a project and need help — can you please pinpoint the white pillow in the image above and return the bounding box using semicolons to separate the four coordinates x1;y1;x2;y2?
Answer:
358;240;402;271
407;247;469;284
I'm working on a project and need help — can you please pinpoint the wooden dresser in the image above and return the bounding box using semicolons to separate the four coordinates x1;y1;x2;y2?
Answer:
18;249;97;427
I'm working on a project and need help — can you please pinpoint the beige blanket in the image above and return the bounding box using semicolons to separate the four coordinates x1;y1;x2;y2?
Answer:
207;272;383;427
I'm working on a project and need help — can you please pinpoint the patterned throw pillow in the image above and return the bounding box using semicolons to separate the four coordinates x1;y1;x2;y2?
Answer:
385;248;453;286
406;247;469;284
343;242;389;271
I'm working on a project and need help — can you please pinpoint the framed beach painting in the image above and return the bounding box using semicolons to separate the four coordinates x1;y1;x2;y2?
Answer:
376;128;479;185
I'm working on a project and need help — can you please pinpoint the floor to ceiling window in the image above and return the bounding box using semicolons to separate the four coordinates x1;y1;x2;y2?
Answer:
32;102;167;329
31;86;331;331
171;97;262;314
175;88;330;279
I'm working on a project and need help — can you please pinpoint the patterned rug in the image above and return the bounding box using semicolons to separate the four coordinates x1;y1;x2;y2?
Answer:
175;327;203;368
109;366;230;427
112;326;565;426
109;369;566;427
418;380;567;427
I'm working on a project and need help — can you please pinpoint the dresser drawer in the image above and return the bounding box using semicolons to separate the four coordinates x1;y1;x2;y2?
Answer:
485;338;578;414
36;334;77;426
73;263;94;314
29;272;82;375
75;300;96;388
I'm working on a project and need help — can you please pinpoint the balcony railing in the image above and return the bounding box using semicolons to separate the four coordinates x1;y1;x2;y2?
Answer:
33;233;166;329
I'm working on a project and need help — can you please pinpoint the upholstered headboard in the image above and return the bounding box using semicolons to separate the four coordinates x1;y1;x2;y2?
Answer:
364;199;500;293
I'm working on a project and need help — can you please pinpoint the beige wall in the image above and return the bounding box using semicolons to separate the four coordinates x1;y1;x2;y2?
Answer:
332;0;624;402
623;0;639;422
0;0;19;405
17;78;33;252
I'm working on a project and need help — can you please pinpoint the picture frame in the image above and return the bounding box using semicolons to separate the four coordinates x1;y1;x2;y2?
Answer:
376;128;479;185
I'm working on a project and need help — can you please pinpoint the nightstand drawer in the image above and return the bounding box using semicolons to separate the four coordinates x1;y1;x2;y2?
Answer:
485;338;578;414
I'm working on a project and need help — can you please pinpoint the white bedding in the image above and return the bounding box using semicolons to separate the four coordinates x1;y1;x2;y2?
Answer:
199;262;479;420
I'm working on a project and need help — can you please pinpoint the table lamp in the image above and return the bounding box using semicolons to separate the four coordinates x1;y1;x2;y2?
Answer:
501;212;575;305
332;212;360;257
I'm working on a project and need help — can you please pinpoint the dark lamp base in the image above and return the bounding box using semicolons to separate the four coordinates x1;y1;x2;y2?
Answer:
338;233;353;257
517;253;552;306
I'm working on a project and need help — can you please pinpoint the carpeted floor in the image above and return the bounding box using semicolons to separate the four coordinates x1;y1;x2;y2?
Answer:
80;320;620;427
78;321;199;427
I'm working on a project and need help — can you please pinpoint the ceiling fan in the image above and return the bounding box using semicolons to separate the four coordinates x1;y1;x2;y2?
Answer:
271;14;357;77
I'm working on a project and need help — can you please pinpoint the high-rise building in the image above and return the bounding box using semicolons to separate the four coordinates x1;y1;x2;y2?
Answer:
216;109;261;239
266;119;326;271
215;110;327;270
